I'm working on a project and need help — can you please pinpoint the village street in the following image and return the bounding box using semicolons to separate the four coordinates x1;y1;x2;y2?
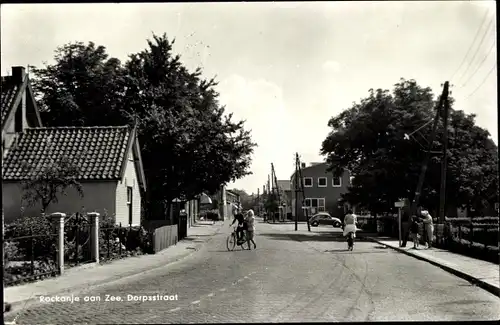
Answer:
6;218;500;324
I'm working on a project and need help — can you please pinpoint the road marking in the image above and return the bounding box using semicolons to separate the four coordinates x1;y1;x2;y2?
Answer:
219;288;226;291
207;293;214;297
191;300;201;305
169;307;181;312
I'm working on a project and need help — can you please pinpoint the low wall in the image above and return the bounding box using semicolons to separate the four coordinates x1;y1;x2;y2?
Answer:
153;224;178;253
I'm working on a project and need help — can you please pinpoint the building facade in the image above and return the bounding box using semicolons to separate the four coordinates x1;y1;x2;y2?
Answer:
290;162;351;220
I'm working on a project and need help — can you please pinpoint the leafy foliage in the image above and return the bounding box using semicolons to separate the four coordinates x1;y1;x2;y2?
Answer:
321;79;498;215
31;34;256;219
228;189;255;210
21;155;84;212
4;215;58;286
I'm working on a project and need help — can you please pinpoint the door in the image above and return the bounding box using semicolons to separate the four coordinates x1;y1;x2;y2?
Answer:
127;186;133;226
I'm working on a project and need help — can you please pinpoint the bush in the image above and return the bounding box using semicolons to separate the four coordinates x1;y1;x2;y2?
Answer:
4;215;56;262
4;215;58;286
98;214;154;262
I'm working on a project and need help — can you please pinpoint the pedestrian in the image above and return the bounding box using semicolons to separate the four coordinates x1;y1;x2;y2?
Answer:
409;216;420;249
420;210;434;249
245;209;257;249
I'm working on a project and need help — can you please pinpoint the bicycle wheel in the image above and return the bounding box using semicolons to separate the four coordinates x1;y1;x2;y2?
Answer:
227;233;236;251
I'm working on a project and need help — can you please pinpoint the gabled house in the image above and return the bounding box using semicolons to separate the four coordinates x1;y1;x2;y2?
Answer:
2;66;43;156
1;66;147;225
290;162;351;220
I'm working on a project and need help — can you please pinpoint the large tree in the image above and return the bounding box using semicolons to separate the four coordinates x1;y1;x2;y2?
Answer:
31;34;256;220
122;34;256;217
31;41;128;126
321;78;498;215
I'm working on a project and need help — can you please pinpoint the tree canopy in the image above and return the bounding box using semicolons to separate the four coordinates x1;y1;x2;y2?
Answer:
31;34;256;219
321;78;498;215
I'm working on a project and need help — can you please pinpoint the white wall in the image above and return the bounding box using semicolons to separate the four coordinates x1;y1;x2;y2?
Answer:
115;149;142;226
2;181;116;224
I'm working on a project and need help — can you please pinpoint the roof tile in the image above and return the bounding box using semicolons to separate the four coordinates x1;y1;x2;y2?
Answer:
1;76;20;126
2;126;131;181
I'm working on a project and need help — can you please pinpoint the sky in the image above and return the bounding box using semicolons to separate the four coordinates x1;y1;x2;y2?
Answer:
1;1;497;195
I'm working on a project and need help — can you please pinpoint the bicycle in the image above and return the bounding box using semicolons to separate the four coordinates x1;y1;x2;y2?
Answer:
227;226;250;251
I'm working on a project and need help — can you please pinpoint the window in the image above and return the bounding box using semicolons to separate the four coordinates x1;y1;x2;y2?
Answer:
305;198;326;212
127;187;133;225
317;177;327;187
303;177;313;187
332;177;342;187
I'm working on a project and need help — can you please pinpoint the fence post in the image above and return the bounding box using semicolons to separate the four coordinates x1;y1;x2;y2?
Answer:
88;212;100;264
49;212;66;275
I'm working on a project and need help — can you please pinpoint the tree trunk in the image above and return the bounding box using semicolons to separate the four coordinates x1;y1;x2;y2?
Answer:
166;199;172;224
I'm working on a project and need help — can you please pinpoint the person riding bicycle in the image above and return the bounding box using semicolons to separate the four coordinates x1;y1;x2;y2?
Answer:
230;208;247;243
343;209;358;239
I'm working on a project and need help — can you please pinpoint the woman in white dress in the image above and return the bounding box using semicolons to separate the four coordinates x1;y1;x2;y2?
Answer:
343;209;358;238
420;210;434;249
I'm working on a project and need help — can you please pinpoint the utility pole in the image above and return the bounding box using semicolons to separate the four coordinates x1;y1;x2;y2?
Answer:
438;83;450;236
296;154;310;232
410;82;449;218
257;187;260;217
294;153;299;231
271;163;281;223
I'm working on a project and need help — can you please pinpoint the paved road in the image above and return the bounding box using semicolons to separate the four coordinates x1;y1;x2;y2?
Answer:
6;222;500;323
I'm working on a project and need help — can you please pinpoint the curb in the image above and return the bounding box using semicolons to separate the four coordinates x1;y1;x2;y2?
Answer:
367;237;500;298
4;222;226;319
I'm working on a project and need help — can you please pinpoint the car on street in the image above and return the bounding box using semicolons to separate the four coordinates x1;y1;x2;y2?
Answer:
309;212;342;228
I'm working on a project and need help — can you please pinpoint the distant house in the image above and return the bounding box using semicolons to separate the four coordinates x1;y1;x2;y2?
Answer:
1;66;147;225
290;162;351;220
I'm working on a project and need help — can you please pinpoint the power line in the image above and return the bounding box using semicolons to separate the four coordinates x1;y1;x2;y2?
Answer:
462;62;496;100
456;16;495;84
450;8;490;82
460;40;496;89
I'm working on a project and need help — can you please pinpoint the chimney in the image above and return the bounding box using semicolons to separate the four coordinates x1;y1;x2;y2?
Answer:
301;162;306;168
12;66;26;84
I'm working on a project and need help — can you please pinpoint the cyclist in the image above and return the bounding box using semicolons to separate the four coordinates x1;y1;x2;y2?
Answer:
230;209;246;243
343;209;358;247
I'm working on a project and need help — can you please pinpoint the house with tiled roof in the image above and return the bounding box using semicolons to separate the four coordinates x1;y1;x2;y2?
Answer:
1;66;147;225
2;66;43;156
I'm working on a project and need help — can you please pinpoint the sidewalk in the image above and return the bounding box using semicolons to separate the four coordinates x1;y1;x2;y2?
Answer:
369;238;500;297
4;220;227;314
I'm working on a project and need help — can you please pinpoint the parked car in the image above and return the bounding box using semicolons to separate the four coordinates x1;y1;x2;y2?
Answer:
309;212;342;228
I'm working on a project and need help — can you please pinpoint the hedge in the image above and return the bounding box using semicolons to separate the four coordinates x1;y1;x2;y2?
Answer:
4;215;58;286
98;213;154;263
4;212;155;286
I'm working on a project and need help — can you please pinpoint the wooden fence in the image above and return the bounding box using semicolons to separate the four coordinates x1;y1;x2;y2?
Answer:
152;224;178;253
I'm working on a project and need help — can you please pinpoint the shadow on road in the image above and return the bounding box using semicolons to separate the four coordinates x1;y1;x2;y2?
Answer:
324;250;391;254
261;232;374;242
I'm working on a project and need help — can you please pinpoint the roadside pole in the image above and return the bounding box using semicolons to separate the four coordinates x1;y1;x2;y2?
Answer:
395;200;405;247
